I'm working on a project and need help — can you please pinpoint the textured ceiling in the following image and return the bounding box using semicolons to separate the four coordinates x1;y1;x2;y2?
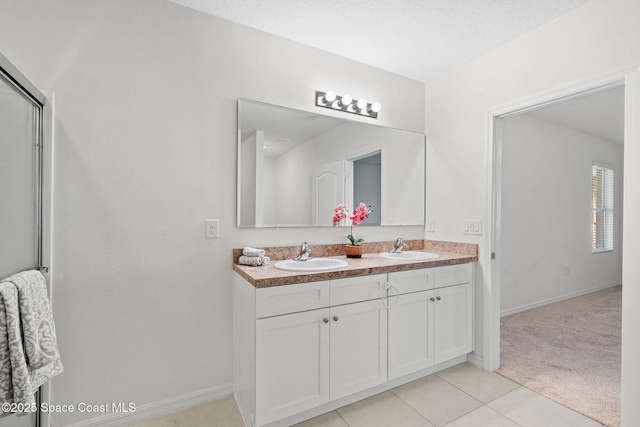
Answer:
169;0;622;144
168;0;590;82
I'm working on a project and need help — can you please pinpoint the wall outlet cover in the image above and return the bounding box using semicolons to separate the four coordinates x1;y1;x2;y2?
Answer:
205;219;219;239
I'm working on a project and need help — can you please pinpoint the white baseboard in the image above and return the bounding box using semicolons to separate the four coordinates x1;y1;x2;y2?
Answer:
62;383;233;427
501;282;621;317
466;352;483;369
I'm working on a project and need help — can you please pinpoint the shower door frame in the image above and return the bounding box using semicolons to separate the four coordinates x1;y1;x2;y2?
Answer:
0;51;50;427
0;53;46;272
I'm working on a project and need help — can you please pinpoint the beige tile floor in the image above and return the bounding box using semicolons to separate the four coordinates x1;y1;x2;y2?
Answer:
129;363;604;427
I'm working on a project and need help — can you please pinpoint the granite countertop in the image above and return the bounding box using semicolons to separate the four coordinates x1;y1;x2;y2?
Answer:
233;240;478;288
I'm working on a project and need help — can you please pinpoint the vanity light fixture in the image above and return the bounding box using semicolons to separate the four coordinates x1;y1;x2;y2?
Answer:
315;90;381;119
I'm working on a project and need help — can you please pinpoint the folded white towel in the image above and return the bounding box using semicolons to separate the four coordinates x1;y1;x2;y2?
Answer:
238;255;263;266
0;270;63;407
243;247;266;258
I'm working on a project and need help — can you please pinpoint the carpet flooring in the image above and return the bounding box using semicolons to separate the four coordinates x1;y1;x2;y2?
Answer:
497;285;621;427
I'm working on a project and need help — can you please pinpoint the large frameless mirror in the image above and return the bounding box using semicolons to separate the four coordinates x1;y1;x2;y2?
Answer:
237;99;425;228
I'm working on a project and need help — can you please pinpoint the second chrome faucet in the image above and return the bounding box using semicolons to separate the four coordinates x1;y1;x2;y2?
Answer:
294;242;312;261
390;238;407;253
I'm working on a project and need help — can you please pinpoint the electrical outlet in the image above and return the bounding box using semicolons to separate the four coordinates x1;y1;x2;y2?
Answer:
205;219;219;239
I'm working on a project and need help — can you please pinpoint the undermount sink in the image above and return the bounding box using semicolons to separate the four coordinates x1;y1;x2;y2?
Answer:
379;251;440;261
274;258;349;272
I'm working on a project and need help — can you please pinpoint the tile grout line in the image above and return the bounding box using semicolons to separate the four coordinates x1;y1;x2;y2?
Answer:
386;388;439;427
432;372;527;427
387;375;475;427
434;370;526;406
334;410;350;427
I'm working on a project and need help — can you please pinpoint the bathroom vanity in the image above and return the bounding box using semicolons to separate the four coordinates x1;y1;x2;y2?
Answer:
233;240;477;427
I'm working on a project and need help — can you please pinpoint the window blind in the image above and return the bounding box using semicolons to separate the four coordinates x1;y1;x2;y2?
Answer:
592;163;614;253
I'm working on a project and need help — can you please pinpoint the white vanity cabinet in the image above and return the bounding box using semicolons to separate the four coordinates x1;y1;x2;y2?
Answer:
388;288;435;379
255;307;330;425
329;298;387;400
234;263;473;427
432;282;473;364
387;264;473;380
238;274;387;426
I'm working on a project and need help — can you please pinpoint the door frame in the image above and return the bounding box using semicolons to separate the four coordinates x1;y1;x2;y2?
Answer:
484;71;628;371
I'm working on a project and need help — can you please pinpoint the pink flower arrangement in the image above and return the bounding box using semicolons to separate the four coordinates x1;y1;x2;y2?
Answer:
332;202;371;245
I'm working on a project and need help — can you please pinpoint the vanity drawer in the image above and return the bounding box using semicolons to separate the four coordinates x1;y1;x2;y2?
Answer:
256;281;331;318
330;274;387;306
434;263;472;288
387;269;434;295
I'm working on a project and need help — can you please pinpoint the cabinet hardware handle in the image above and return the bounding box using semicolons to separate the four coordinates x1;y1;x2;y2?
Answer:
430;297;435;302
382;283;399;308
436;296;441;301
333;316;339;322
381;284;391;308
389;285;399;303
323;318;329;324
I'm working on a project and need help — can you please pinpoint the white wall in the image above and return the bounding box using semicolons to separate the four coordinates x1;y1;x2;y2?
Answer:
263;156;277;226
500;114;623;315
622;68;640;427
240;132;258;227
424;0;640;422
0;1;425;425
276;123;425;226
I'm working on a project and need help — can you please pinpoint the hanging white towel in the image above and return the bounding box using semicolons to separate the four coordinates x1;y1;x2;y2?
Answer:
0;282;36;406
0;270;63;408
10;271;63;383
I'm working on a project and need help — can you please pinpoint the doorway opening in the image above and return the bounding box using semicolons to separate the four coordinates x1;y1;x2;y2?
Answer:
352;151;381;226
490;83;624;426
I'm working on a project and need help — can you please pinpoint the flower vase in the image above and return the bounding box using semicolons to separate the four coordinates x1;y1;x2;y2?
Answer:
345;245;363;258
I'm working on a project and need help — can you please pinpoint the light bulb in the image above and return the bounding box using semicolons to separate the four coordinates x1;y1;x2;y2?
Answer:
324;90;337;103
356;98;368;110
370;101;382;113
340;94;352;107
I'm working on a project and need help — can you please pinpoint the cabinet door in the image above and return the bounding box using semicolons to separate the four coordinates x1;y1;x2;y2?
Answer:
433;283;473;364
256;308;330;425
388;290;435;380
330;299;387;400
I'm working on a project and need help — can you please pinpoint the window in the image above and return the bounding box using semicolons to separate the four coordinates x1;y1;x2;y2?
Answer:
592;163;614;253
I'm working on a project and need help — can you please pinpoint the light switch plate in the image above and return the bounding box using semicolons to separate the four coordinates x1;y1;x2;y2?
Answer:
463;220;482;235
426;218;435;232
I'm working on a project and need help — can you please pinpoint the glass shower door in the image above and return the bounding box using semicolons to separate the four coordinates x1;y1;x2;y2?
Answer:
0;75;40;277
0;57;44;427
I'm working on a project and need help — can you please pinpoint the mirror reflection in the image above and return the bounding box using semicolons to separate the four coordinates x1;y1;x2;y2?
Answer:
237;99;425;228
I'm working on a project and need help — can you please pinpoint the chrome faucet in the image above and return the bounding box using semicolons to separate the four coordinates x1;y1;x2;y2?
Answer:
390;238;407;253
294;242;312;261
